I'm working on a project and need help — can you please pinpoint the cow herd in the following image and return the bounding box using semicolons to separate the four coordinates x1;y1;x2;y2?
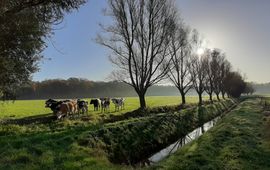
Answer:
45;98;125;119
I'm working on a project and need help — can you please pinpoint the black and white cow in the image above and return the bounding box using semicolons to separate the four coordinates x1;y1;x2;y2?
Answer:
45;99;63;114
100;97;110;112
77;99;88;114
90;99;101;111
111;98;125;111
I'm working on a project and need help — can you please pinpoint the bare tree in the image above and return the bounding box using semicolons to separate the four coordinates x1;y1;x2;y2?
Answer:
211;49;225;101
97;0;177;109
189;55;208;105
204;49;215;102
244;82;255;95
167;23;194;105
188;30;207;105
220;59;232;99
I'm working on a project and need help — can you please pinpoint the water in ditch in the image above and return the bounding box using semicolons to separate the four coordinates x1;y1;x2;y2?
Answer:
147;116;221;164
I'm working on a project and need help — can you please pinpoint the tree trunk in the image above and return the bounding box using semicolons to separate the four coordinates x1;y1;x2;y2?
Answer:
180;90;186;105
222;92;225;99
198;93;203;105
181;94;186;105
139;93;146;109
209;93;213;102
216;93;220;101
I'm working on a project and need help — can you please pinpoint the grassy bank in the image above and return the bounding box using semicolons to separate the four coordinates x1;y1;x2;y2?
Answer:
79;99;236;165
151;98;270;170
0;98;234;170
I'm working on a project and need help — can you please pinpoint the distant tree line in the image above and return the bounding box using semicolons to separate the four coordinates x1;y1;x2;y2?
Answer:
243;82;255;95
16;79;135;99
250;82;270;95
16;78;197;100
15;77;255;100
98;0;250;108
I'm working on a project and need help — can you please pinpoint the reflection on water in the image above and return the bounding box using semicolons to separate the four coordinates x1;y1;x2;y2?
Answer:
148;116;221;164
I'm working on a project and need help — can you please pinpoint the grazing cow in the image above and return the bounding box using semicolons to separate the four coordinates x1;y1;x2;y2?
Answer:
100;98;110;112
111;98;125;111
56;102;70;119
45;99;79;118
45;99;63;114
77;99;88;114
67;100;78;114
90;99;101;111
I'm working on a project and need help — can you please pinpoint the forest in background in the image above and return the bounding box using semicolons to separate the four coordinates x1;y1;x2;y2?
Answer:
16;78;196;99
15;78;265;100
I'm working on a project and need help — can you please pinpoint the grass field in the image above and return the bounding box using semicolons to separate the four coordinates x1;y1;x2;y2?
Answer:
150;97;270;170
0;96;209;118
0;95;225;170
1;97;268;169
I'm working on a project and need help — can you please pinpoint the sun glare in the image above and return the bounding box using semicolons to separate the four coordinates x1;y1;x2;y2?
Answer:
197;48;205;56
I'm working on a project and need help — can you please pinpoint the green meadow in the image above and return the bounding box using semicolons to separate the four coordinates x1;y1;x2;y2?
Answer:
0;96;208;118
0;95;221;170
1;96;268;170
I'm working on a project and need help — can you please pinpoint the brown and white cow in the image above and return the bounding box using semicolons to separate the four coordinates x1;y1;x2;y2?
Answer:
55;99;78;119
56;102;70;119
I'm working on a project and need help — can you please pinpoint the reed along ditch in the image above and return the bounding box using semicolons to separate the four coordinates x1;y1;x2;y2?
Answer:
78;99;238;165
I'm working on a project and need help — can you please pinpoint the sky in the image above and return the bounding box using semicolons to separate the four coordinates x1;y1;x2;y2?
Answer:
33;0;270;83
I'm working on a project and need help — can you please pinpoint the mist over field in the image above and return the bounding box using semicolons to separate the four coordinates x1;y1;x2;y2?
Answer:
252;83;270;95
16;78;268;100
16;79;199;100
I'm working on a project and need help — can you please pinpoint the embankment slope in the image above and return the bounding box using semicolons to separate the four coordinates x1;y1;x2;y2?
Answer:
151;98;270;170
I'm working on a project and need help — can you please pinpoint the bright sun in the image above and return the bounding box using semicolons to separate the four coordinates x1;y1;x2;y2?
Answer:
197;48;205;56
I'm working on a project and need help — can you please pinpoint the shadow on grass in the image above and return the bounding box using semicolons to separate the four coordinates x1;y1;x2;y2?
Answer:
0;121;105;170
1;112;97;126
1;113;56;125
